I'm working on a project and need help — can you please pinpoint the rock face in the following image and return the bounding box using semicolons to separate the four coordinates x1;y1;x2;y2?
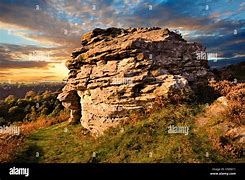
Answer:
58;27;209;135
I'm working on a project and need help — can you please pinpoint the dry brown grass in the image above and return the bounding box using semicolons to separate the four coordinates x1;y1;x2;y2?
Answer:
20;111;69;135
196;80;245;158
0;111;69;162
209;80;233;95
225;83;245;125
0;135;25;162
209;80;245;125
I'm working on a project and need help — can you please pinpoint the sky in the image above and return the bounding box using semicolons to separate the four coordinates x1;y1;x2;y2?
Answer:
0;0;244;82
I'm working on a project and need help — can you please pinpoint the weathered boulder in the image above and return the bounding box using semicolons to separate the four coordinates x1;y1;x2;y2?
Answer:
58;27;209;135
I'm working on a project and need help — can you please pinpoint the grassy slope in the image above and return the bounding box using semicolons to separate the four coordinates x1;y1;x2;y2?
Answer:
13;104;238;163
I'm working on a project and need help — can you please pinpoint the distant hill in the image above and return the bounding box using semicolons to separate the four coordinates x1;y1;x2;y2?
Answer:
208;59;245;69
0;82;65;100
211;61;245;81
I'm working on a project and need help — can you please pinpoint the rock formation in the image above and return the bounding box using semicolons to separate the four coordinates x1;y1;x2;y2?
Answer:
58;27;209;135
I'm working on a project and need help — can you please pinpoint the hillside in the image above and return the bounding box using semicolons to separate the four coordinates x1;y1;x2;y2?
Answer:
0;79;244;163
10;100;244;163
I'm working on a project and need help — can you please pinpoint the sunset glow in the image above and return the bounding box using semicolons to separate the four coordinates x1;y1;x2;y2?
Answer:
0;0;244;82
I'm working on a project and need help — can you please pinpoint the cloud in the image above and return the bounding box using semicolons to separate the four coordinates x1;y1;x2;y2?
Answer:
0;59;49;70
0;1;80;47
0;44;49;69
0;72;12;77
189;28;245;56
1;0;243;46
0;43;72;64
39;75;60;79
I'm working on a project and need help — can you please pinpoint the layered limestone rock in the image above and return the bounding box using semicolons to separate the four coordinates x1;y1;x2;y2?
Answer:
58;27;209;135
